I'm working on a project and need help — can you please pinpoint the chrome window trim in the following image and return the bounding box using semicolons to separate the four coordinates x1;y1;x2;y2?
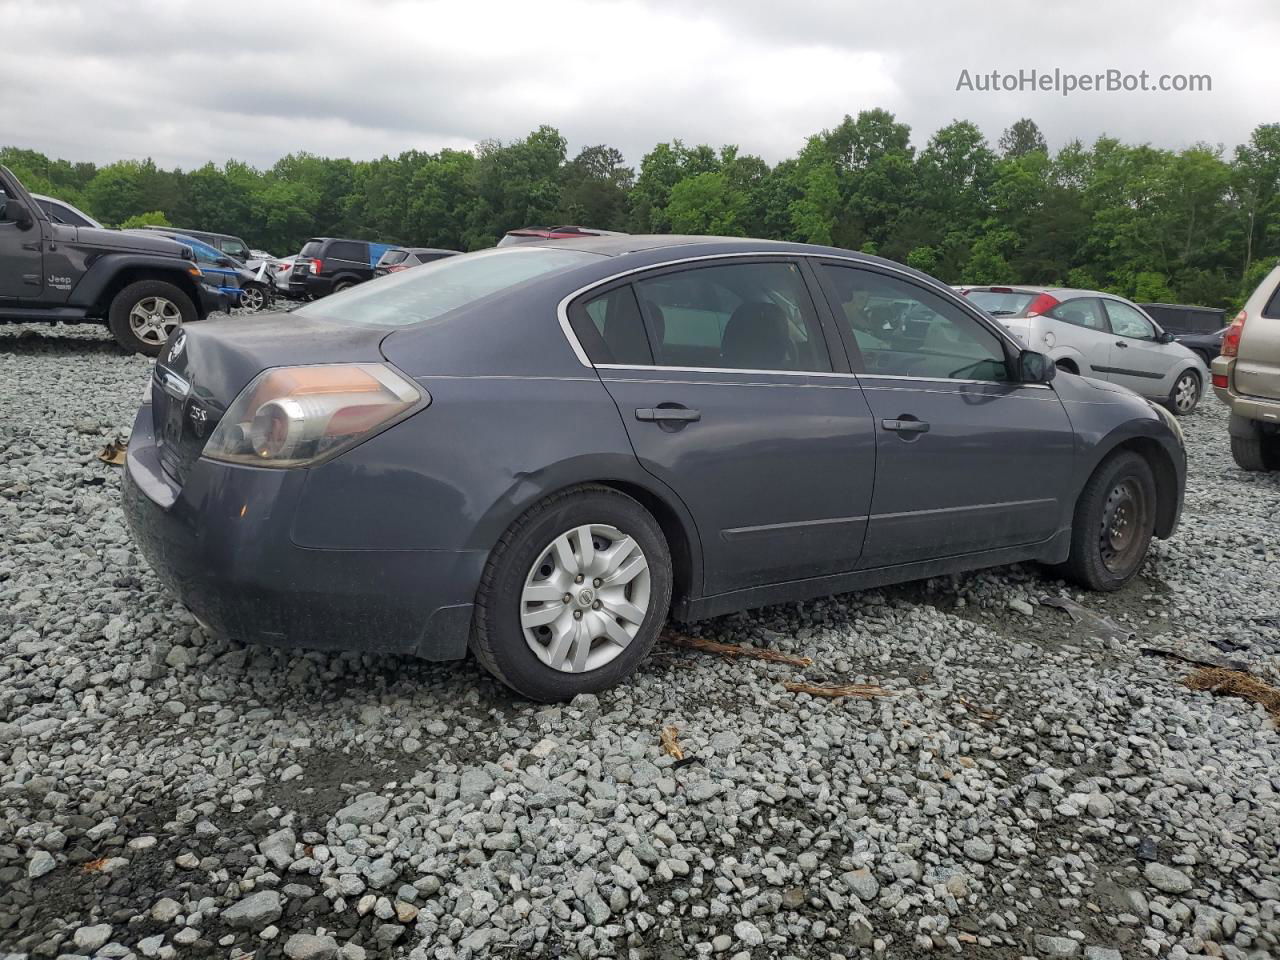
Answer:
595;364;1052;390
556;249;1030;372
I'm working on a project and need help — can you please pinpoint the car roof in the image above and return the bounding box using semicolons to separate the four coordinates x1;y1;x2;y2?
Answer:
404;247;459;255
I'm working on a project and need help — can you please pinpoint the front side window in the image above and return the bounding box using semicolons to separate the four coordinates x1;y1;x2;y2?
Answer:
631;261;831;372
823;265;1010;381
294;247;600;327
1105;300;1156;340
221;238;249;260
1049;298;1108;332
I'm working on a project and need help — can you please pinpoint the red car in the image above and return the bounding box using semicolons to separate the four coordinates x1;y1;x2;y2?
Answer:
497;226;625;247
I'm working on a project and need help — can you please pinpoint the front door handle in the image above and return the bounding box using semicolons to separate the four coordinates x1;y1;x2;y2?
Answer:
1115;340;1129;348
636;407;701;423
881;417;930;434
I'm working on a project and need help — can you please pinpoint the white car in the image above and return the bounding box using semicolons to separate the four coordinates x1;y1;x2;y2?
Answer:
958;286;1209;415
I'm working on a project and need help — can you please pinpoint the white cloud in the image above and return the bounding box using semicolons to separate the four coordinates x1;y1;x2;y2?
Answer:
2;0;1276;171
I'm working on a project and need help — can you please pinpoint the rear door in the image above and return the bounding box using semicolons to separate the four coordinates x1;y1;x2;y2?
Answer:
570;257;878;596
1236;273;1280;402
1101;299;1172;396
1045;297;1112;374
815;263;1076;568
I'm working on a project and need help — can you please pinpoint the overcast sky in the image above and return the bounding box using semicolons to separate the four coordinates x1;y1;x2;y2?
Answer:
4;0;1277;171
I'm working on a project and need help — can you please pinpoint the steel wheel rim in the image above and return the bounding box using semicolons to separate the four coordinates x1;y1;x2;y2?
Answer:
242;286;265;311
1174;373;1198;413
128;296;181;344
1098;478;1149;573
521;523;651;673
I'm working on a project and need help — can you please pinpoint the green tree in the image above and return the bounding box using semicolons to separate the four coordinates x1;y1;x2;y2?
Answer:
118;210;171;229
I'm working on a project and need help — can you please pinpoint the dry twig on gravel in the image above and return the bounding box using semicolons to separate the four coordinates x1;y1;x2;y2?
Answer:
1183;667;1280;725
660;725;684;760
665;631;814;666
784;681;894;700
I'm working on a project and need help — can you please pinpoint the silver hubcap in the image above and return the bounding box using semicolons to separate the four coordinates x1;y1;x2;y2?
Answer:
1174;374;1198;413
521;523;650;673
128;296;181;344
242;287;265;310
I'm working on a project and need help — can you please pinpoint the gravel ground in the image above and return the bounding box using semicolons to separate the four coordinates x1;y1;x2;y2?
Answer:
2;322;1278;960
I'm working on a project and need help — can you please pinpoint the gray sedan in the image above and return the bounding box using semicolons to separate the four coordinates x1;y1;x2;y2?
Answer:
122;236;1186;701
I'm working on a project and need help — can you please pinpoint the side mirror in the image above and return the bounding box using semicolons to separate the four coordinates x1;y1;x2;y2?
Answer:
217;257;234;268
3;198;32;229
1157;331;1176;344
1018;349;1057;384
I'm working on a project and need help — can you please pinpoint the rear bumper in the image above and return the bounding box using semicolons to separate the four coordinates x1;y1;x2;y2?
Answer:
301;274;335;298
121;405;478;660
1211;356;1280;425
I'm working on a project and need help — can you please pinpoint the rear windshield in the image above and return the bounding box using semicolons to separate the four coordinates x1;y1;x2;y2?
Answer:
965;290;1038;317
299;240;323;258
378;249;409;266
294;247;601;327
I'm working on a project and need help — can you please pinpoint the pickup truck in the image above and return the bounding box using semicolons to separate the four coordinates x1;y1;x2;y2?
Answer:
0;165;227;355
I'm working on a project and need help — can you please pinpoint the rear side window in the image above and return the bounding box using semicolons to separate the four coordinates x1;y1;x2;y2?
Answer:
1263;281;1280;319
327;241;368;264
299;240;323;258
379;249;410;266
1048;298;1108;331
631;261;831;372
221;237;249;260
294;248;599;327
574;286;653;365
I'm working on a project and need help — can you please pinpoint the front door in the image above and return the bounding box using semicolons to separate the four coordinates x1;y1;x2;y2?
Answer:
815;263;1077;568
0;183;43;301
1101;299;1172;397
570;258;878;596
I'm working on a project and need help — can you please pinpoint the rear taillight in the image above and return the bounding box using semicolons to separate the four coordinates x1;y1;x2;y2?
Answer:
311;258;323;274
1212;373;1229;388
388;264;407;273
1026;293;1060;317
1221;310;1246;357
202;364;424;468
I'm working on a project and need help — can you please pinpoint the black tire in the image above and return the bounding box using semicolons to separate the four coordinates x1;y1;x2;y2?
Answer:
1230;434;1280;472
1061;451;1157;591
1167;369;1201;416
332;280;353;294
472;485;673;702
107;280;197;356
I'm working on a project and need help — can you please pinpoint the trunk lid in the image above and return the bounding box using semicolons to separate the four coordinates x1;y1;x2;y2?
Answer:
150;312;387;483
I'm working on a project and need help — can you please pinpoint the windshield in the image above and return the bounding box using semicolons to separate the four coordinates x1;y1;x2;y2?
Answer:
294;247;601;327
497;233;543;247
965;290;1038;317
173;234;227;265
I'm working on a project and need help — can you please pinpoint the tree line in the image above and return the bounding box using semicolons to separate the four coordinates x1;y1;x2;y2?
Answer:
5;112;1279;309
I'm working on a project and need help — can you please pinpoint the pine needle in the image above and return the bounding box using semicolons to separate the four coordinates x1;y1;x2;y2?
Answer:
783;681;894;700
1184;667;1280;724
665;631;813;667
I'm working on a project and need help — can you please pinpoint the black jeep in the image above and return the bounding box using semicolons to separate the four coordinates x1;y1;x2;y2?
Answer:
0;165;227;355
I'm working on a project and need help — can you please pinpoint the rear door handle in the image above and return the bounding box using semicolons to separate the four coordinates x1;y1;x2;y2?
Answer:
881;418;930;434
1115;341;1129;348
636;407;701;423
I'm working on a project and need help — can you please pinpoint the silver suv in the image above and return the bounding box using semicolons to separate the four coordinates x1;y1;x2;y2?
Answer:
959;286;1208;415
1211;263;1280;470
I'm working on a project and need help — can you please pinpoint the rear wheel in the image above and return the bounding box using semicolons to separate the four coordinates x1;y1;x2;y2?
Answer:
1168;369;1201;416
472;486;672;702
108;280;196;356
1062;451;1157;591
332;280;353;294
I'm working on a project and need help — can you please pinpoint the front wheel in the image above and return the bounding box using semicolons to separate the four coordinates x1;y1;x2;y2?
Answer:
107;280;196;356
240;283;268;312
1168;369;1201;416
1061;451;1157;591
471;486;672;702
